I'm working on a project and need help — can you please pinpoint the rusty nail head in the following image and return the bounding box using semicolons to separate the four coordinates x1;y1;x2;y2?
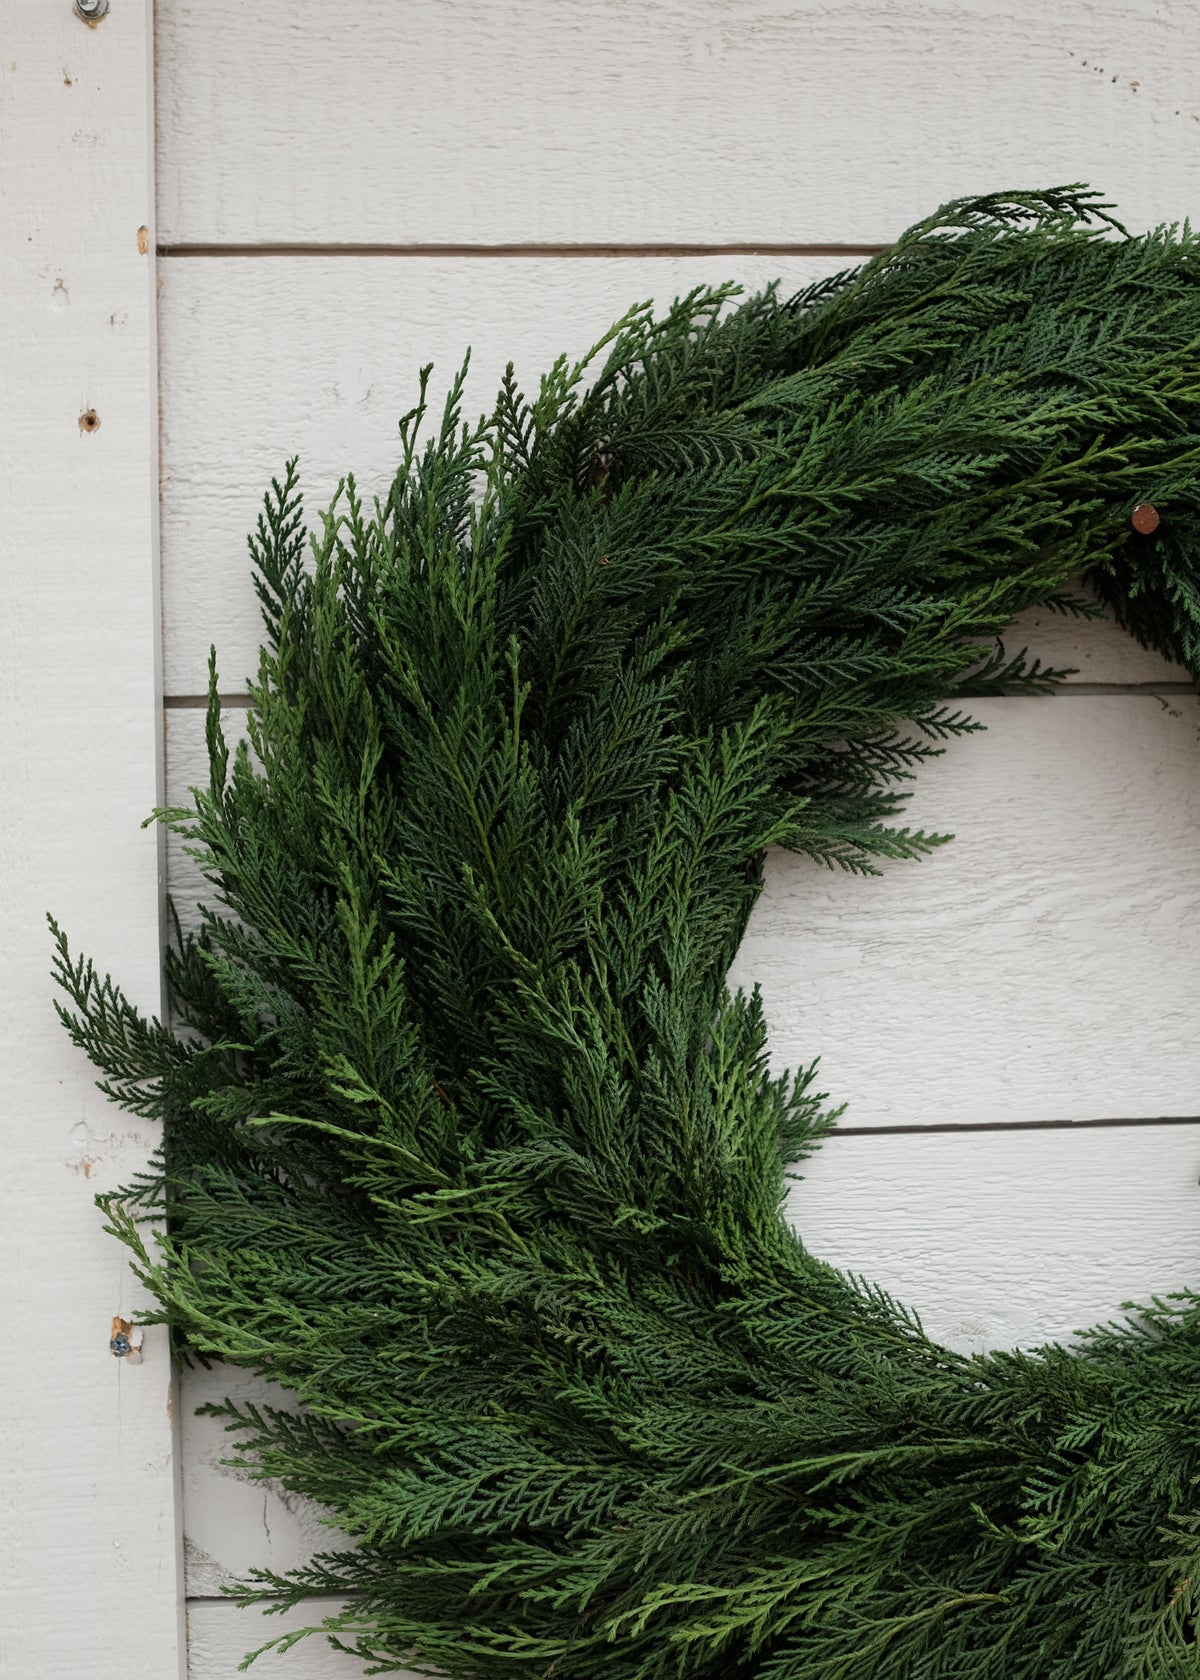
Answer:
110;1313;140;1360
74;0;109;20
1131;503;1160;534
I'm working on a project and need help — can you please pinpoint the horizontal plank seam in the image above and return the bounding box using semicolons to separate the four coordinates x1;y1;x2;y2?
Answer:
1046;681;1194;695
164;682;1196;710
186;1591;355;1606
158;241;888;260
165;694;252;709
830;1115;1200;1137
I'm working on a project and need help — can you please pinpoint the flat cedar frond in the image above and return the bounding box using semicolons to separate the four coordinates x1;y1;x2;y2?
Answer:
56;189;1200;1679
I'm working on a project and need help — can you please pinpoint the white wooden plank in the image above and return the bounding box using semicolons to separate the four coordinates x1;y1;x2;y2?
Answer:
187;1600;379;1680
157;255;1184;696
156;0;1200;246
166;697;1200;1128
164;707;247;942
731;693;1200;1127
999;594;1184;687
181;1362;354;1597
178;1119;1200;1584
159;253;838;694
787;1123;1200;1354
0;3;183;1677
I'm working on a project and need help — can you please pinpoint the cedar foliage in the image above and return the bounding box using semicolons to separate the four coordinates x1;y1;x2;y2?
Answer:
53;189;1200;1677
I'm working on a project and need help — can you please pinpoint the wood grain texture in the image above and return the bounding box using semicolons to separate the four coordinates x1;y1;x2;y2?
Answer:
730;694;1200;1128
156;254;1185;697
0;3;183;1676
182;1363;355;1597
788;1122;1200;1354
155;0;1200;246
158;252;837;694
188;1600;386;1680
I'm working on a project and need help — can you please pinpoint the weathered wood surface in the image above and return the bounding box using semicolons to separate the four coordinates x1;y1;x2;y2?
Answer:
157;254;1186;697
789;1121;1200;1353
182;1364;355;1597
0;2;183;1675
731;694;1200;1129
157;0;1200;247
187;1600;404;1679
157;253;838;694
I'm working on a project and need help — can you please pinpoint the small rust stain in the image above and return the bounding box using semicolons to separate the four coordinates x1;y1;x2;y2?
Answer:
1131;502;1160;534
136;224;148;255
63;69;73;85
78;408;99;433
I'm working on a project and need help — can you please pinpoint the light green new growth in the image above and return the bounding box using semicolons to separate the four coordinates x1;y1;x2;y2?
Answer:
53;189;1200;1677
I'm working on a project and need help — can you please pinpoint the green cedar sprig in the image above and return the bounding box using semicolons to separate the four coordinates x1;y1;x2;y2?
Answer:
54;187;1200;1678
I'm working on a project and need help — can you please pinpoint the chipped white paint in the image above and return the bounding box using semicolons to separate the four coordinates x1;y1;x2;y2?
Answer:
181;1365;355;1597
157;0;1200;247
0;1;183;1676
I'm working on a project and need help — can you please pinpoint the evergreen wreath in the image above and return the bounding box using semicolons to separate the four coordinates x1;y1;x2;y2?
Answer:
52;187;1200;1679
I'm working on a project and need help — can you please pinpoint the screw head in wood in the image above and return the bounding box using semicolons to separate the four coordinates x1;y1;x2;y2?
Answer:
74;0;109;21
1131;502;1160;534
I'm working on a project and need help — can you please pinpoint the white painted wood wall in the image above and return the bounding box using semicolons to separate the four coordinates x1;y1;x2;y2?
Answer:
7;3;1200;1675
